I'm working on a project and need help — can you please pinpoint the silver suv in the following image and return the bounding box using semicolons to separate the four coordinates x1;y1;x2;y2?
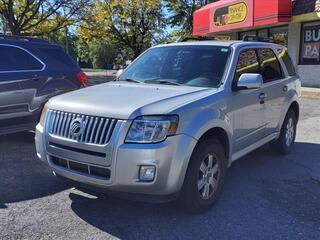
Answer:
35;40;301;212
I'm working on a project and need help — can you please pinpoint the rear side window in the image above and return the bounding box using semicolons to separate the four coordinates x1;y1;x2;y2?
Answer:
278;48;296;76
235;49;260;81
0;45;44;72
257;48;283;83
35;46;79;70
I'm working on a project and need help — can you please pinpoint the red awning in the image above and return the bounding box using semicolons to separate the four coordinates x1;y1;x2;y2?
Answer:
193;0;292;36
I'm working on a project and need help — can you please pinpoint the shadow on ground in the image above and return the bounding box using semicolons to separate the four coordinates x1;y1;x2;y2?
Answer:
1;132;319;239
0;132;72;209
69;142;320;239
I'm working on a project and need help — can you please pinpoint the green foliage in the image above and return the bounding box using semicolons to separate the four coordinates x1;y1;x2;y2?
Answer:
165;0;218;37
0;0;91;36
77;39;122;69
79;0;165;58
89;42;118;69
77;39;91;65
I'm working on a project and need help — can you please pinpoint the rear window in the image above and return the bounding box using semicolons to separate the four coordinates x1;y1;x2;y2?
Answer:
278;48;296;76
0;45;43;72
35;46;79;70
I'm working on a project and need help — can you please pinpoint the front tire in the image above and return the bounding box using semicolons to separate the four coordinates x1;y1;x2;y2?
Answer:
179;139;227;213
270;109;297;155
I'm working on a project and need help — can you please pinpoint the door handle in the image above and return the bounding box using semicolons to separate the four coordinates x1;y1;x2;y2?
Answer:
259;93;266;104
259;93;266;100
283;86;288;92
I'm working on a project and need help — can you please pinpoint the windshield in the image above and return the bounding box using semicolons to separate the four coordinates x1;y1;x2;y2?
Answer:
119;45;231;88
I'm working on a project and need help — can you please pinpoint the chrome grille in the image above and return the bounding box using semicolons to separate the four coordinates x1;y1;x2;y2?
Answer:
48;110;117;145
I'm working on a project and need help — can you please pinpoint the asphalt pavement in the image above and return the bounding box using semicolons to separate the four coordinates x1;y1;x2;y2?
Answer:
0;98;320;240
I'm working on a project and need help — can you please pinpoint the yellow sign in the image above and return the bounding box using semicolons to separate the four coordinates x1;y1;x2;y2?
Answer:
214;2;248;26
228;3;247;24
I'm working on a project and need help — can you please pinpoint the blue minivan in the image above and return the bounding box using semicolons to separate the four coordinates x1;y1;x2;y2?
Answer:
0;35;87;135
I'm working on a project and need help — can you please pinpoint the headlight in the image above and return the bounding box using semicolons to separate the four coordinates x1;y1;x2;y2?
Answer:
39;104;49;126
125;115;179;143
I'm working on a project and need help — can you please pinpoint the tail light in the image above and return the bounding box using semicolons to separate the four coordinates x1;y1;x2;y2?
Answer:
76;71;88;87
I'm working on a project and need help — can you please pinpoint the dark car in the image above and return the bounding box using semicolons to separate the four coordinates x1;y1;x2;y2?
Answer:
0;35;87;135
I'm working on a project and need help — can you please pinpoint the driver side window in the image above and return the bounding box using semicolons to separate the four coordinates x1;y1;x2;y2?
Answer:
233;49;260;89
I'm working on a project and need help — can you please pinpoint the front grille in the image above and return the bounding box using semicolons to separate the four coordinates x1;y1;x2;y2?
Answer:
48;110;117;145
51;156;111;180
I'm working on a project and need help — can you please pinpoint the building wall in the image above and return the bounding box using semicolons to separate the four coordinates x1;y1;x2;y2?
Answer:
297;65;320;87
288;23;301;65
293;0;320;15
288;22;320;87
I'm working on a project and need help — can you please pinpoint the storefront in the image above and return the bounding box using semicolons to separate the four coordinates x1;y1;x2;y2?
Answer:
193;0;320;87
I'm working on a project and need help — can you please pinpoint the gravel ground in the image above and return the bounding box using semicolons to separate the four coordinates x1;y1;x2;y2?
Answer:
0;98;320;240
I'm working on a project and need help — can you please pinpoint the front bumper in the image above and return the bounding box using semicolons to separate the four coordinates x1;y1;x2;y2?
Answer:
35;122;197;196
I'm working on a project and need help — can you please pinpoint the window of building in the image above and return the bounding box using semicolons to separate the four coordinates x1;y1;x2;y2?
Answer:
238;26;288;47
257;48;283;82
257;29;268;38
0;45;44;72
270;26;288;46
239;31;256;41
300;21;320;65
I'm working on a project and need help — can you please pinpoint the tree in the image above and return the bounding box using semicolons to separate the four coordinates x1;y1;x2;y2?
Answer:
165;0;218;37
78;0;165;58
0;0;91;35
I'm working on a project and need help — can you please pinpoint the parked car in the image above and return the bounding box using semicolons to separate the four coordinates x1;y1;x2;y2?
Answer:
0;35;87;135
35;39;301;212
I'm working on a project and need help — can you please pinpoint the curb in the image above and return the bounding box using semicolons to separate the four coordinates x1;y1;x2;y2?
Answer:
302;91;320;100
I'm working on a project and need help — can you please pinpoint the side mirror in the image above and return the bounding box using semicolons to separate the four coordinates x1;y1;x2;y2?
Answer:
237;73;263;89
116;69;124;78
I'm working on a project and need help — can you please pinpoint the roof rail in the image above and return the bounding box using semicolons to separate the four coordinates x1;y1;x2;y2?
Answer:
179;36;215;42
242;35;275;43
0;34;49;43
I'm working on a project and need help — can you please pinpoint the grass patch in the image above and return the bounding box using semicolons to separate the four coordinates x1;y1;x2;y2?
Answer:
82;68;106;72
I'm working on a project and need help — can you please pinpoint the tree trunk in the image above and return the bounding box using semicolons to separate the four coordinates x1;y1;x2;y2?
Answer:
8;23;22;35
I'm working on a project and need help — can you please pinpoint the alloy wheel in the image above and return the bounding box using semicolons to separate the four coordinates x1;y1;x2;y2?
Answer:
285;117;295;147
198;153;221;200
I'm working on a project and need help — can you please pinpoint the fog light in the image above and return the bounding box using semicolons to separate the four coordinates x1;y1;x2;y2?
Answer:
139;166;156;181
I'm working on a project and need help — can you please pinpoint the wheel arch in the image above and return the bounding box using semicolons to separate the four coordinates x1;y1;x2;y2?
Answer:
278;98;300;133
289;101;300;121
197;127;231;164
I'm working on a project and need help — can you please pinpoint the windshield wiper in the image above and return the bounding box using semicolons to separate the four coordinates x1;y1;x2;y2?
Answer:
117;78;142;83
145;79;182;86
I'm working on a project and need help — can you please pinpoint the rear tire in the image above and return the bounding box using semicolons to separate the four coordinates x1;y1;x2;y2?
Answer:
270;109;297;155
179;139;227;213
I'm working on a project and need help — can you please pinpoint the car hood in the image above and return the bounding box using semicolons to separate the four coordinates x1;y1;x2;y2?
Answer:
48;82;218;119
